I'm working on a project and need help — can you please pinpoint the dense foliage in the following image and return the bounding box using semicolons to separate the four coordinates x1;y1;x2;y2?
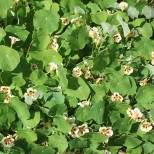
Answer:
0;0;154;153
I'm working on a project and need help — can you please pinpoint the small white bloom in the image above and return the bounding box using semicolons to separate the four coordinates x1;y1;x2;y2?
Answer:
50;42;59;51
99;126;113;137
95;77;103;84
84;70;93;79
4;94;14;104
118;2;128;11
139;78;148;86
69;126;79;138
9;36;20;46
60;17;69;26
140;122;153;132
151;51;154;57
1;135;14;148
24;88;38;100
71;16;82;24
111;92;123;102
72;66;83;77
89;27;99;38
78;124;89;136
78;100;91;107
49;62;58;71
52;35;59;43
0;86;11;95
93;35;104;45
113;33;122;43
124;65;133;75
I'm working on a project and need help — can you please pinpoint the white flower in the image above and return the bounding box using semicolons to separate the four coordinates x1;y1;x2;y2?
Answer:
118;2;128;11
69;126;79;138
139;78;148;86
84;70;93;79
99;126;113;137
78;100;91;107
60;17;69;26
24;88;38;100
4;94;14;104
49;62;58;71
50;42;59;51
127;108;144;122
140;122;153;132
113;33;122;43
71;16;82;24
9;36;20;46
151;51;154;57
95;77;103;84
89;27;99;38
1;135;14;148
93;35;104;45
78;124;89;136
111;92;123;102
72;66;83;77
0;86;11;95
124;65;133;75
52;35;59;43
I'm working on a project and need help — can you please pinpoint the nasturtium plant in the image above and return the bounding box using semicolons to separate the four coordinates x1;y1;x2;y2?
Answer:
0;0;154;153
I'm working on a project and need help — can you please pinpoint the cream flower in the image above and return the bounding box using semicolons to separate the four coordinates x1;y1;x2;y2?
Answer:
89;27;99;38
118;2;128;11
111;92;123;102
99;126;113;137
9;36;20;46
113;33;122;43
78;100;91;107
49;62;58;71
127;108;144;122
140;122;153;132
1;135;14;148
69;126;79;138
50;42;59;51
4;94;14;104
52;35;59;43
139;78;148;86
71;16;82;25
124;65;133;75
151;51;154;65
95;77;104;84
93;35;104;45
78;124;89;136
60;17;69;26
24;88;38;100
84;70;93;79
72;66;83;77
0;86;11;95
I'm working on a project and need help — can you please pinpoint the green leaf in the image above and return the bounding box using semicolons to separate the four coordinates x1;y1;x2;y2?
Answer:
87;2;100;14
12;75;26;87
117;15;130;37
5;25;29;41
22;112;40;128
127;6;139;20
17;129;37;142
0;45;20;71
48;134;68;153
10;97;30;120
124;136;142;148
68;27;89;51
33;9;59;34
53;115;72;133
101;22;118;35
64;77;90;100
0;0;13;18
91;11;109;24
0;28;6;42
91;101;105;124
143;142;154;154
74;6;85;14
32;30;50;50
57;65;68;88
31;146;55;154
75;107;91;122
142;6;154;19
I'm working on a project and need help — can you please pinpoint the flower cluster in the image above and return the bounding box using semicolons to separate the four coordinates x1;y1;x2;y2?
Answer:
111;92;123;102
127;108;153;132
50;35;59;51
0;86;14;104
88;27;104;46
69;124;89;138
